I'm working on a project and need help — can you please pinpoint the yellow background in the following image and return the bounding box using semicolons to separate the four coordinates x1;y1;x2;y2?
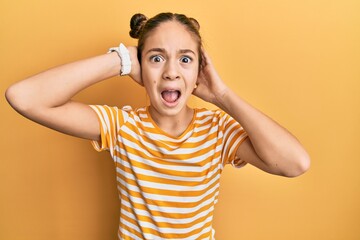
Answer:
1;0;359;239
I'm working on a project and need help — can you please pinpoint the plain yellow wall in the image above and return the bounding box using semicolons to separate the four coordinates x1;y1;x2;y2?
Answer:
1;0;359;239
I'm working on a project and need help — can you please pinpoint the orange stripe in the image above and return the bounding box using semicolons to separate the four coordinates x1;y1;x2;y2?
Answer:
116;164;222;186
120;188;219;213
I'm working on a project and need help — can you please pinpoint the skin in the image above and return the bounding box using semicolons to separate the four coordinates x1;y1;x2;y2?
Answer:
5;20;310;177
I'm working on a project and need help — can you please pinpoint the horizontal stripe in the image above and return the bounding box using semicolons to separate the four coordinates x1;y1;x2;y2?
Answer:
117;175;220;200
119;185;220;214
120;200;215;225
115;147;222;173
117;167;221;192
115;162;222;184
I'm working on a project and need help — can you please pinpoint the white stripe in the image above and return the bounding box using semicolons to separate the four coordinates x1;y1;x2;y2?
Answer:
117;143;222;165
119;108;129;125
117;137;223;164
116;159;222;183
148;131;194;144
119;228;142;240
141;121;154;128
229;132;247;156
119;131;220;156
139;113;148;118
118;166;221;192
194;115;213;125
121;199;216;225
115;148;221;173
120;201;215;236
120;185;220;214
125;122;194;143
193;123;214;133
119;177;220;205
119;217;143;239
139;215;213;234
196;109;215;117
94;106;115;156
222;121;245;165
186;130;219;143
140;224;213;240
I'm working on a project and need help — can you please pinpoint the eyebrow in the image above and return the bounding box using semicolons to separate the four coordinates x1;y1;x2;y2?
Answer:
179;49;196;55
145;48;196;55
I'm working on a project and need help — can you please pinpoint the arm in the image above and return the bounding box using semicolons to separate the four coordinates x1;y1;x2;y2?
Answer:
193;50;310;177
5;46;141;141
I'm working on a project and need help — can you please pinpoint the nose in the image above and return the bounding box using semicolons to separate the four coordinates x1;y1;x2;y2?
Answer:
162;60;180;80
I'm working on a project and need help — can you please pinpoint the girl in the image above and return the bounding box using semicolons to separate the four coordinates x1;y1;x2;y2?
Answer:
6;12;310;240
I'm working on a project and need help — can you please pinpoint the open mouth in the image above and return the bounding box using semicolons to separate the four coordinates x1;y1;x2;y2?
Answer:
161;90;181;104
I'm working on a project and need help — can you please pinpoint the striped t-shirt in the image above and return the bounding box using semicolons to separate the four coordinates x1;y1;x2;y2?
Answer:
90;105;248;240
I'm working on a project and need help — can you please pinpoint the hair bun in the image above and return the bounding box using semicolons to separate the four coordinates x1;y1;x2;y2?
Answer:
189;17;200;31
129;13;148;39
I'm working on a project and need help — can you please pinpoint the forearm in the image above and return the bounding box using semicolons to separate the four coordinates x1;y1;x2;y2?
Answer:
6;52;120;111
195;50;309;176
215;88;310;175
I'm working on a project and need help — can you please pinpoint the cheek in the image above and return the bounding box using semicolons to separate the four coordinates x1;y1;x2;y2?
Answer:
141;66;151;84
141;69;158;93
186;66;199;82
190;62;200;77
142;65;165;89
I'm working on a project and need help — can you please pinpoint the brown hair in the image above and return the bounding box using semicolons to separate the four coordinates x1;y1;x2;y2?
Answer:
129;12;202;65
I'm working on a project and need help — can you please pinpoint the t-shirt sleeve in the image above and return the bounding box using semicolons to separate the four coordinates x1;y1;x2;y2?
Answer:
89;105;127;158
220;111;248;168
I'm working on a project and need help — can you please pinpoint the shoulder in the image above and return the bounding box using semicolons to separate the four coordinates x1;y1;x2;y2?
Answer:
195;107;222;117
90;104;147;126
195;108;229;122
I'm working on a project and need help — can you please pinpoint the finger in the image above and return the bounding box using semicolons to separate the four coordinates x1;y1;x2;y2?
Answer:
200;48;211;65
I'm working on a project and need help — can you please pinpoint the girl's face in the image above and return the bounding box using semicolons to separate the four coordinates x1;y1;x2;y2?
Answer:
141;21;200;117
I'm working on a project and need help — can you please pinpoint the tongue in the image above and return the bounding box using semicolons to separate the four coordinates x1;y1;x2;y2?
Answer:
162;90;179;103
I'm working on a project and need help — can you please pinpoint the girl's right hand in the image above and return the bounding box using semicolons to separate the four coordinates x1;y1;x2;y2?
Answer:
128;46;143;86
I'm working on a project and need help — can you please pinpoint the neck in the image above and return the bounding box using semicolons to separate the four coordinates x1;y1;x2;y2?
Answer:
148;105;194;137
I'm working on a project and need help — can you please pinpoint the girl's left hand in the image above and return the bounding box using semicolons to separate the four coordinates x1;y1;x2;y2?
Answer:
192;49;228;106
128;46;143;86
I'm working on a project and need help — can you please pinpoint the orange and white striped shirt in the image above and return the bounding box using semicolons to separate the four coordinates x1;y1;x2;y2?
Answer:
90;105;248;240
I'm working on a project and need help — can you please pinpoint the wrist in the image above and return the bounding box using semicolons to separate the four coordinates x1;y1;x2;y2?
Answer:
213;81;229;99
127;46;143;85
106;52;123;77
213;86;231;108
107;43;132;76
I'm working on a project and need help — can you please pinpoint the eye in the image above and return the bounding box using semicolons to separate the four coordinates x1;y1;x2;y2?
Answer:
180;56;192;63
150;55;164;63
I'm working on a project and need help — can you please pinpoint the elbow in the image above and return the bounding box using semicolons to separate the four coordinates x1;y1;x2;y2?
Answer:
5;85;17;109
6;84;21;111
5;84;32;115
283;152;311;178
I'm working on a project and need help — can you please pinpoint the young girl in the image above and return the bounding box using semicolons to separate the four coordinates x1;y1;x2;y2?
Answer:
6;12;310;240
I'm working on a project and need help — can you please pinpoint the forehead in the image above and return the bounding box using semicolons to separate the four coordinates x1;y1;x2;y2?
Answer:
142;21;198;54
